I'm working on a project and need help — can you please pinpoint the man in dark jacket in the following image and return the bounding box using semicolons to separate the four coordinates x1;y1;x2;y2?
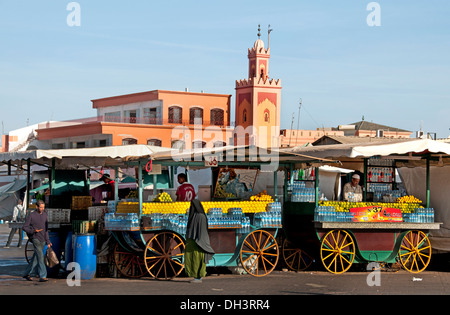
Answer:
22;200;52;282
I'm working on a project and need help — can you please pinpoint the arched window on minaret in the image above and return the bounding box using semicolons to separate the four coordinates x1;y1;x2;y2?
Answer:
264;109;270;123
243;109;247;123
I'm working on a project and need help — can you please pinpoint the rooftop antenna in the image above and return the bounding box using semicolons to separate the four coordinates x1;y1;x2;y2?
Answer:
289;112;295;147
295;98;303;146
268;24;273;49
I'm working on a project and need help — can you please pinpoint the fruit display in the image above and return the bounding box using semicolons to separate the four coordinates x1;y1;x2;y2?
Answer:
116;200;274;215
397;195;422;204
250;190;274;202
319;200;423;214
143;201;190;214
153;192;172;202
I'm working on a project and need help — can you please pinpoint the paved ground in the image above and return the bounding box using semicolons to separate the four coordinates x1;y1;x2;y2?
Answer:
1;222;450;309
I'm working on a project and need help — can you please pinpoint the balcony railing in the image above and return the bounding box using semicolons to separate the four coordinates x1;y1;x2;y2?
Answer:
38;116;233;129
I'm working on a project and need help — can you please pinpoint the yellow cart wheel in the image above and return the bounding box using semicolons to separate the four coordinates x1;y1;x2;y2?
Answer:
240;230;279;277
398;230;431;273
320;230;355;274
282;238;313;271
144;231;185;280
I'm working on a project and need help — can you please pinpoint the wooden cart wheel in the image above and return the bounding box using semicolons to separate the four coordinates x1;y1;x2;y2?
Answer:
398;230;431;273
282;238;314;272
25;239;34;263
240;229;279;277
114;243;147;278
144;231;185;280
320;230;355;274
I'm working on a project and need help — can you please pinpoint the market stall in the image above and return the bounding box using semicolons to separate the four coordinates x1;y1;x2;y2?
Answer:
279;138;450;274
106;145;297;279
0;145;172;279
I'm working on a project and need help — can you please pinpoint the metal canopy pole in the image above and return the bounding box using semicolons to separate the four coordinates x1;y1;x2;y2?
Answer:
273;170;278;201
315;166;319;207
114;166;119;209
138;161;143;216
50;158;56;195
26;159;31;210
426;156;430;208
363;158;368;202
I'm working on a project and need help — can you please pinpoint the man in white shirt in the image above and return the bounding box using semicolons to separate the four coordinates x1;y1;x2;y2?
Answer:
343;174;363;202
4;199;26;248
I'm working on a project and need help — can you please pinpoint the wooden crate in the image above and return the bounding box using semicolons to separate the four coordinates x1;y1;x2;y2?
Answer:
72;196;93;210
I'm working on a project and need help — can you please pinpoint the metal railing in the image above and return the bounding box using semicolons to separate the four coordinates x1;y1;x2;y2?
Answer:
38;116;233;129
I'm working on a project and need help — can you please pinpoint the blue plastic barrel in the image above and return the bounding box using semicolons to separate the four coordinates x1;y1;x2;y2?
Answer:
72;234;97;280
45;231;62;277
64;231;73;268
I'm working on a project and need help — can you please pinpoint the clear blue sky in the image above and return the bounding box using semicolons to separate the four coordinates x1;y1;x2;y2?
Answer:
1;1;449;139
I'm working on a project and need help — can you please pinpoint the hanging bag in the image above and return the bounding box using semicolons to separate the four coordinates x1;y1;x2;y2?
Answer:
44;246;59;268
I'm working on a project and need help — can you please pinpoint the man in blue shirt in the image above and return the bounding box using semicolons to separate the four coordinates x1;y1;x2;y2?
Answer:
22;200;52;282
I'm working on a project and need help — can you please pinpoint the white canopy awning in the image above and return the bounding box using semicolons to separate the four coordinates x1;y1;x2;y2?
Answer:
281;139;450;169
0;145;172;168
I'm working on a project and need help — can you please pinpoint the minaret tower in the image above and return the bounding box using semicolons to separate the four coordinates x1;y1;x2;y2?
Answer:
234;25;282;147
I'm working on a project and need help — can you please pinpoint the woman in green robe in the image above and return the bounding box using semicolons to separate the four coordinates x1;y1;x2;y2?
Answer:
184;200;215;283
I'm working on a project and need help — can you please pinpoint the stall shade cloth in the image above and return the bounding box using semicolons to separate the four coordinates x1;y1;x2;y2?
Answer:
185;200;215;262
398;165;450;252
0;145;172;167
283;139;450;161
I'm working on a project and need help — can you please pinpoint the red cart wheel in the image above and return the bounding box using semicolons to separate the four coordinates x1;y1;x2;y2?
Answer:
144;231;185;280
320;230;355;274
282;238;314;272
114;243;147;278
398;230;431;273
239;229;279;277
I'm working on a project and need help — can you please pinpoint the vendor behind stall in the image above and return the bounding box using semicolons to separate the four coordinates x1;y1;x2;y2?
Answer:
176;173;196;201
343;174;363;202
100;174;115;201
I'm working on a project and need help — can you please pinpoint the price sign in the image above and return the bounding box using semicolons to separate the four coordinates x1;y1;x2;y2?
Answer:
350;206;403;222
205;155;219;167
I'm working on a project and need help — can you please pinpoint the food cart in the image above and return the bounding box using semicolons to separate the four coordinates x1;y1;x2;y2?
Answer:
107;146;287;279
279;139;450;274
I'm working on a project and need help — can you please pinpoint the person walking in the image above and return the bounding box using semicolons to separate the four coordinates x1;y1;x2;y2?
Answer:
184;199;215;283
22;200;52;282
4;199;26;248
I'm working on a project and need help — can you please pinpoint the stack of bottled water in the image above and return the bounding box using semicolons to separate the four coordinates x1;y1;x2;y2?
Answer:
104;213;140;231
369;184;406;202
206;207;243;229
238;216;251;234
160;214;188;234
207;215;243;229
208;208;223;216
314;206;355;223
403;208;435;223
291;187;320;203
253;203;282;228
228;208;243;216
148;213;163;228
226;208;244;229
